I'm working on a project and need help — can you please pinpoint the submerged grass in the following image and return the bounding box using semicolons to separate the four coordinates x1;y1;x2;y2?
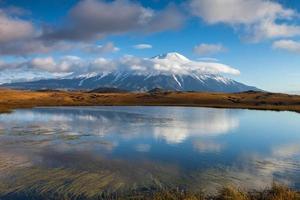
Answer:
0;138;298;200
1;183;299;200
1;162;298;200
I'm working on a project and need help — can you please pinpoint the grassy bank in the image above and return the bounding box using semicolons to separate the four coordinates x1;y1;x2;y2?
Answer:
152;185;300;200
1;184;299;200
1;89;300;114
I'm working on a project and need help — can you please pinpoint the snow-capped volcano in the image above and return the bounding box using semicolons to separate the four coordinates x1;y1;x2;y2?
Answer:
2;53;259;92
152;52;190;61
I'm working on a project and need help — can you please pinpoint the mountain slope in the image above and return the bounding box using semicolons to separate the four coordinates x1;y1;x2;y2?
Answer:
1;53;259;92
2;72;258;92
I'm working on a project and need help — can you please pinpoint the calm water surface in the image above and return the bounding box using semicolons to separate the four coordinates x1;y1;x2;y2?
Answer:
0;106;300;196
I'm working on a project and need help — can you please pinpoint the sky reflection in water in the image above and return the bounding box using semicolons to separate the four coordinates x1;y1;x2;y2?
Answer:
0;106;300;194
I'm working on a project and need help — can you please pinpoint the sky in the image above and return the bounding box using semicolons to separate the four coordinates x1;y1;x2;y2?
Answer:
0;0;300;92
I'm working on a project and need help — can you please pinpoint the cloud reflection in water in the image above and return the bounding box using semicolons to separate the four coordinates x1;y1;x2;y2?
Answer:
0;107;240;144
0;107;299;194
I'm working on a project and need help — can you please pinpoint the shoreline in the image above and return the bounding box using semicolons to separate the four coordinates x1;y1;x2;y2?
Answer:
1;88;300;200
1;89;300;114
1;184;299;200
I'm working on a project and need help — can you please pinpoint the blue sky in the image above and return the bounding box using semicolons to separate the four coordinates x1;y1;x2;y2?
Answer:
0;0;300;92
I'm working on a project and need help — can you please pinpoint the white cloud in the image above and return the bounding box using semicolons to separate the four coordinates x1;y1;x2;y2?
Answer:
189;0;300;41
0;10;35;43
133;44;152;49
29;56;84;73
0;38;78;56
250;20;300;42
30;57;56;71
0;68;67;84
189;0;294;25
0;1;184;56
42;0;185;41
88;57;117;73
272;39;300;53
82;42;120;54
117;53;240;75
0;53;240;77
0;8;77;56
194;43;226;55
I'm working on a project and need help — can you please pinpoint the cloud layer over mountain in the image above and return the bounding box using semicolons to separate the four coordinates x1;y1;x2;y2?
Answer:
0;53;239;82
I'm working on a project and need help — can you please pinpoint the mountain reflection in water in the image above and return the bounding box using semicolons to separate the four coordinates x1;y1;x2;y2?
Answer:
0;106;299;197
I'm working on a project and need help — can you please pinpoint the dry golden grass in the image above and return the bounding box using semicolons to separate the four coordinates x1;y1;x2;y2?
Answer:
1;182;299;200
257;184;300;200
150;185;300;200
217;187;250;200
1;89;300;113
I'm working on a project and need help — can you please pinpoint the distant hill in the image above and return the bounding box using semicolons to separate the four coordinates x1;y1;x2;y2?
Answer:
89;87;128;93
147;88;166;93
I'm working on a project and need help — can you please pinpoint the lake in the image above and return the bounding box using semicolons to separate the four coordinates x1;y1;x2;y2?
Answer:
0;106;300;198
